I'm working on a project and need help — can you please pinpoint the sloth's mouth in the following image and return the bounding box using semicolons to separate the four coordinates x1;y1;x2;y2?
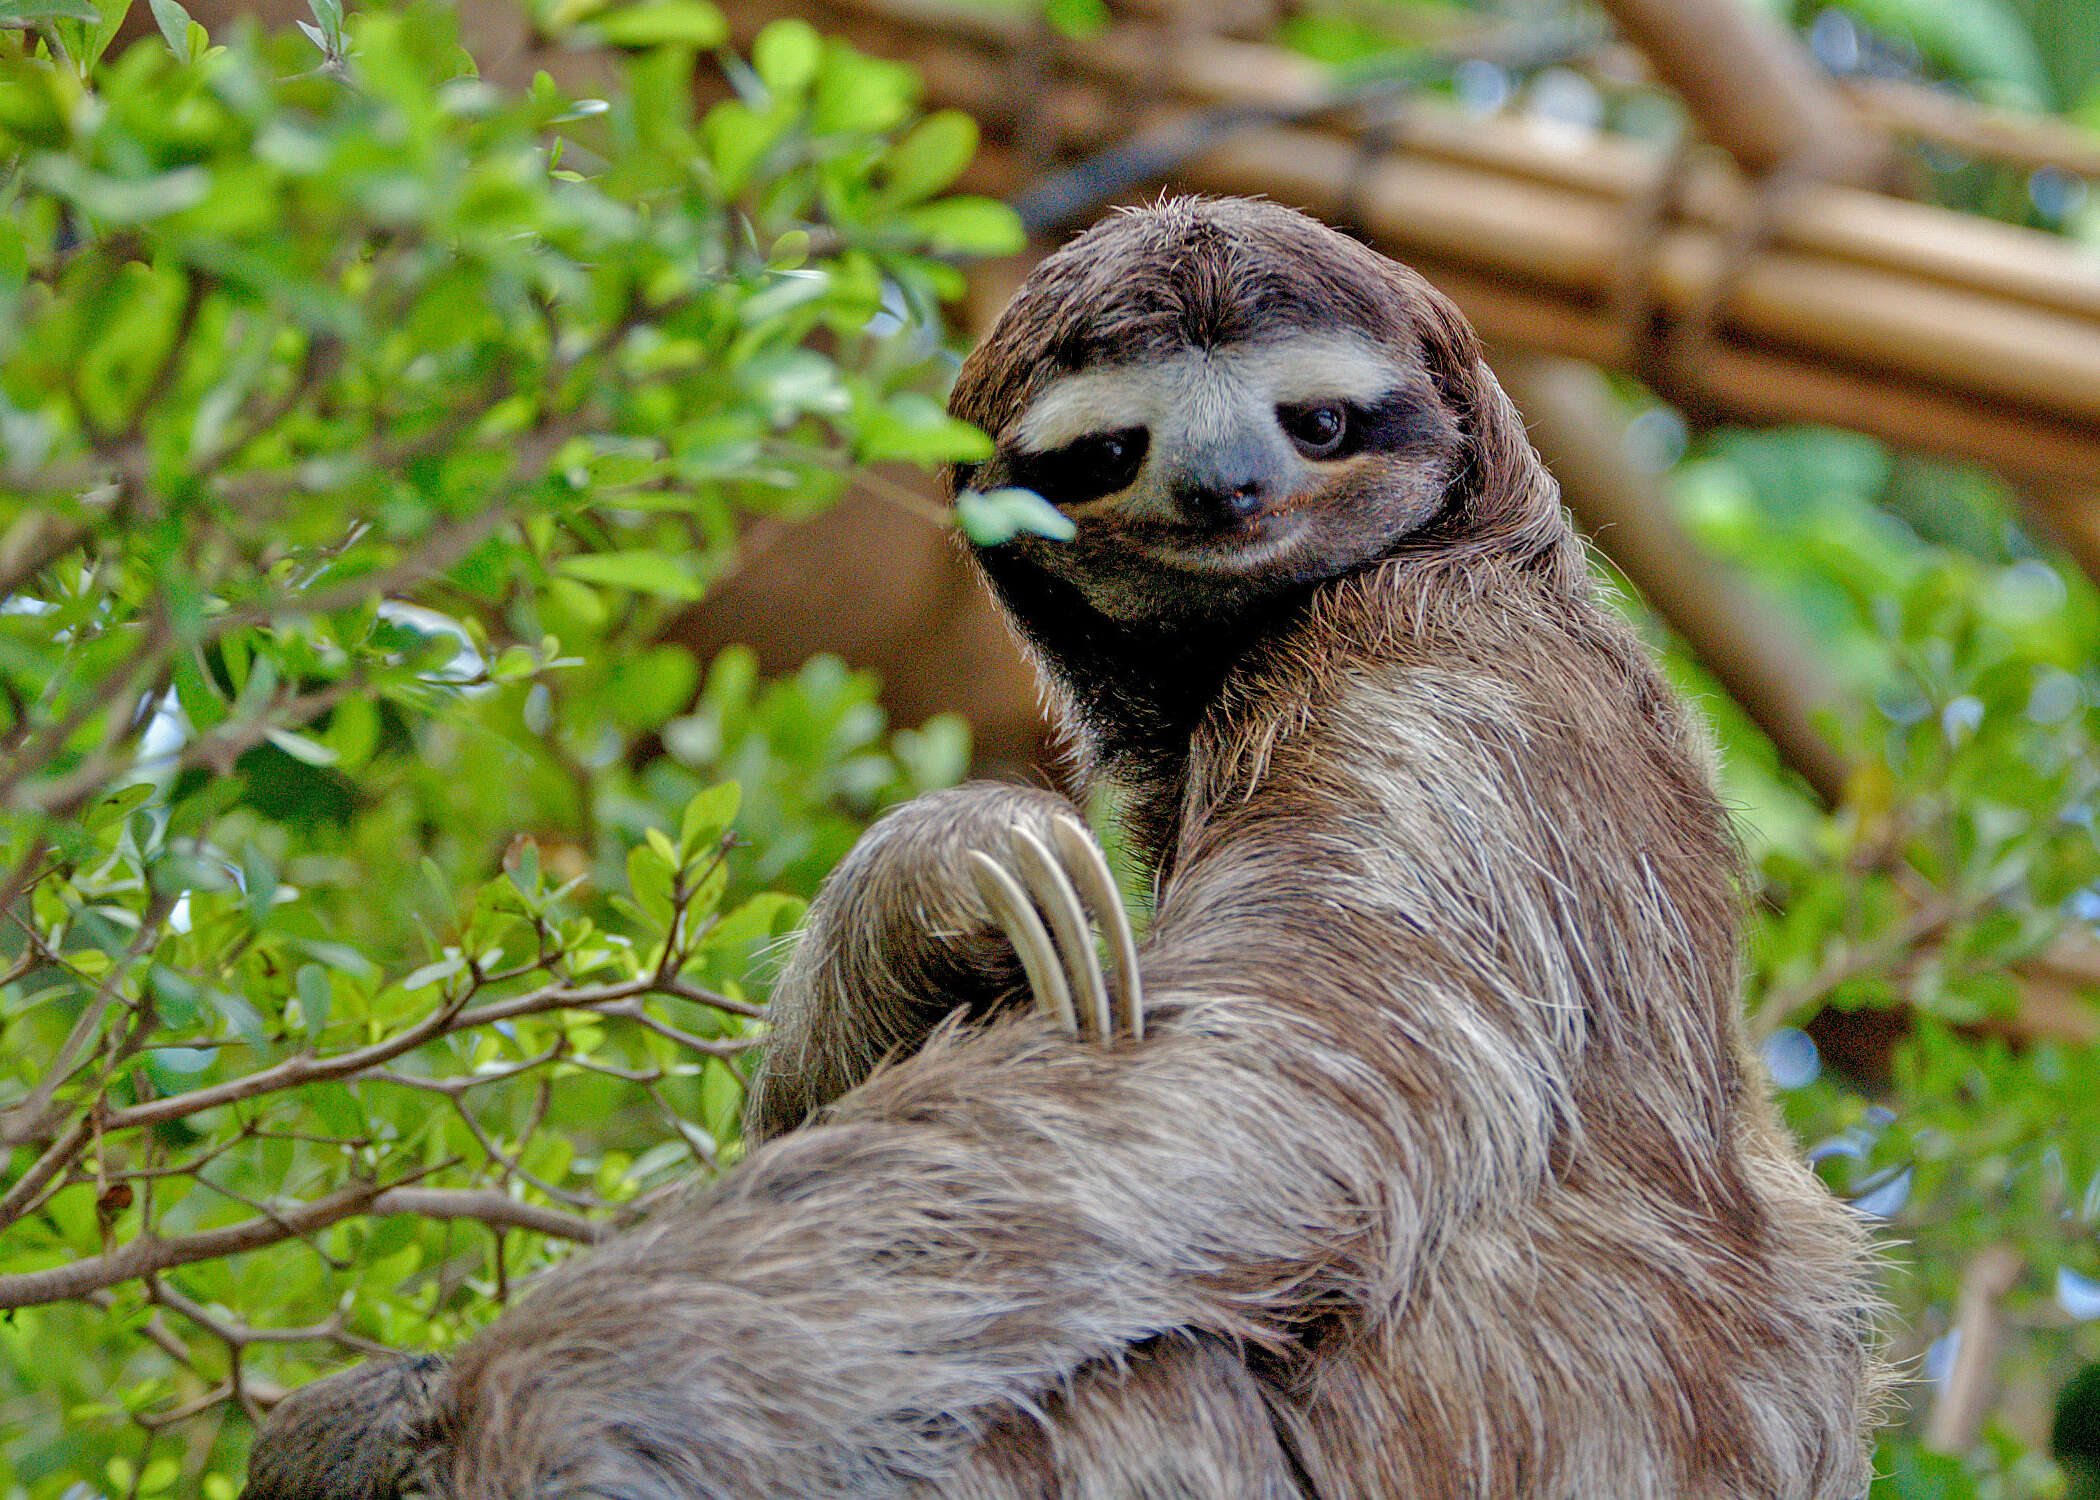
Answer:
1142;512;1311;574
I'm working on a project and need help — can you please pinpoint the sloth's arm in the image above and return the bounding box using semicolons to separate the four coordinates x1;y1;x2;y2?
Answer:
745;781;1117;1144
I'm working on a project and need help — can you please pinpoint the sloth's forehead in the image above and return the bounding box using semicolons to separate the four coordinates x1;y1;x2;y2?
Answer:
1010;332;1407;454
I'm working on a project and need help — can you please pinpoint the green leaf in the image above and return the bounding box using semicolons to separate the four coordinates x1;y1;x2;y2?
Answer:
558;551;705;600
29;159;211;225
626;843;675;930
56;0;128;68
745;348;849;420
489;644;539;682
305;0;340;49
808;48;916;135
955;487;1076;546
295;963;332;1037
608;644;700;731
399;954;464;993
879;111;977;204
589;0;724;47
263;727;340;767
146;0;192;55
678;782;740;857
701;98;789;196
701;889;802;953
84;782;155;832
699;1054;740;1138
0;0;99;22
751;18;820;96
858;391;991;465
901;196;1025;256
1841;0;2050;109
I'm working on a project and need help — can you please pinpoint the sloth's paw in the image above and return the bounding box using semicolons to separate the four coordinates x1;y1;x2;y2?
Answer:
964;815;1144;1042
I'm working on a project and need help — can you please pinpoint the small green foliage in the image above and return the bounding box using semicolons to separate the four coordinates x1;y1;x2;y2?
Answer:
0;4;994;1493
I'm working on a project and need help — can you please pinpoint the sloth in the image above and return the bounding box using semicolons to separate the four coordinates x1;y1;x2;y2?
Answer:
244;196;1887;1500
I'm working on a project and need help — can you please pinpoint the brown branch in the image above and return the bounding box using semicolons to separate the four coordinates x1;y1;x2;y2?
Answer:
122;272;210;446
3;964;761;1237
0;1178;392;1309
0;1113;93;1229
0;512;96;603
1924;1244;2024;1455
1750;896;1964;1036
2;888;176;1144
68;966;755;1142
654;977;766;1020
0;1171;612;1310
594;996;762;1057
136;1381;246;1430
148;1276;391;1357
97;972;660;1135
367;1041;565;1099
0;608;175;812
442;1096;599;1209
366;1186;607;1244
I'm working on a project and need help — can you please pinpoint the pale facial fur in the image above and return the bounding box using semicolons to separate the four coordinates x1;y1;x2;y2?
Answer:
971;332;1457;624
1011;333;1404;455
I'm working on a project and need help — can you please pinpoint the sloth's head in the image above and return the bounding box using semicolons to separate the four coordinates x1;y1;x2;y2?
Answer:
949;196;1562;630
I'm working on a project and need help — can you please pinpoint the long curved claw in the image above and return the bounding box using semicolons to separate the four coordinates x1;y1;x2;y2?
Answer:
1050;815;1145;1042
967;850;1079;1036
1009;827;1113;1041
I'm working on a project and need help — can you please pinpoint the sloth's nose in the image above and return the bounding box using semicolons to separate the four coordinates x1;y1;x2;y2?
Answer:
1171;439;1287;527
1176;475;1267;525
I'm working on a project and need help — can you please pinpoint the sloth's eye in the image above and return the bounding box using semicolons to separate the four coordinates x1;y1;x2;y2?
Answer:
1279;402;1351;460
1007;427;1149;507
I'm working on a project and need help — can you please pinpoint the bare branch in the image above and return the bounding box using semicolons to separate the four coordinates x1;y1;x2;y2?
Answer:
149;1277;391;1357
367;1042;565;1099
439;1096;599;1209
0;1178;390;1309
3;888;176;1143
368;1187;607;1244
0;1113;93;1229
1925;1244;2024;1455
0;1171;612;1310
0;512;95;604
596;996;760;1057
654;977;766;1020
98;972;666;1134
0;609;175;813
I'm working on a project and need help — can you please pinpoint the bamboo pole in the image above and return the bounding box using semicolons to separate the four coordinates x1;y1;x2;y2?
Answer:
1845;76;2100;180
1589;0;1878;179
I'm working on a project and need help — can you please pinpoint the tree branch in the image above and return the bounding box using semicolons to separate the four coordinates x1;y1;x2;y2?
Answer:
366;1187;606;1244
0;1178;390;1309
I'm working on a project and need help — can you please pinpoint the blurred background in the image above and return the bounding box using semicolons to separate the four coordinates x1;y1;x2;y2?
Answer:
5;0;2100;1494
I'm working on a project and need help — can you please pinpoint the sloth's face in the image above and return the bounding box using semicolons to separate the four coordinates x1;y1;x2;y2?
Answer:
961;330;1461;625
